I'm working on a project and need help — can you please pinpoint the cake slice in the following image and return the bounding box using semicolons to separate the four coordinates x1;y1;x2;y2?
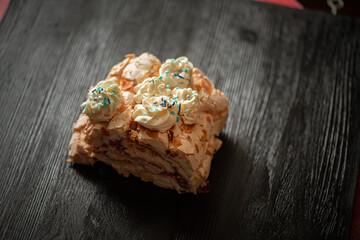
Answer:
68;52;229;193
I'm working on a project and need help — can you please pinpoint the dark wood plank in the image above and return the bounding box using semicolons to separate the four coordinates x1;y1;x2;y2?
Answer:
0;0;359;239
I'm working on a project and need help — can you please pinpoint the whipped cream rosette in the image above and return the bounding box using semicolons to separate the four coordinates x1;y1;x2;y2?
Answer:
132;95;179;132
159;56;193;88
172;88;199;125
81;80;122;122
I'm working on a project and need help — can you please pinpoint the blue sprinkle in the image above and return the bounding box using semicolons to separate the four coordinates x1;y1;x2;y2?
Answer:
166;85;170;89
178;60;182;63
176;116;179;122
185;109;190;113
176;87;181;90
178;103;181;114
171;111;175;115
172;59;175;62
159;76;163;80
111;91;116;95
184;68;188;72
165;71;169;78
174;74;184;79
172;97;178;100
164;100;167;106
82;105;86;110
172;102;175;106
103;98;107;107
117;135;122;139
108;99;111;104
92;89;96;93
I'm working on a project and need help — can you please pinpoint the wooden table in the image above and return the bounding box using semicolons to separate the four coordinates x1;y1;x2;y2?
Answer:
1;0;360;239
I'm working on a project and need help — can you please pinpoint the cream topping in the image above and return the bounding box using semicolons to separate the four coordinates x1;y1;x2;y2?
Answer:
172;88;199;125
132;95;179;132
132;57;199;131
81;80;122;122
159;57;193;88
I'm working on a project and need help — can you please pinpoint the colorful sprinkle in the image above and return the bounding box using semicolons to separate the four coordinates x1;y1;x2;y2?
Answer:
185;109;190;113
176;116;179;122
170;111;175;115
167;104;172;108
174;74;184;79
172;59;175;62
178;103;181;114
172;97;178;100
103;98;107;107
82;105;86;110
111;91;116;95
117;135;122;139
166;85;170;89
165;71;169;78
184;68;188;72
159;76;163;80
107;99;111;104
176;87;181;90
178;60;182;63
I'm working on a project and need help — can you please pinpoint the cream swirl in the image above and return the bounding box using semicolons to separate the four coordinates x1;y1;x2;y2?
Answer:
172;88;199;125
159;56;193;88
133;77;172;104
132;96;179;132
81;80;122;122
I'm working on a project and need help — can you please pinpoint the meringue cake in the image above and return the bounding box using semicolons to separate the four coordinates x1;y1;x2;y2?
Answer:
68;52;229;193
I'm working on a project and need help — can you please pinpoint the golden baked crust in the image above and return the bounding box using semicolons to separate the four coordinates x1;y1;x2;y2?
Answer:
68;53;229;193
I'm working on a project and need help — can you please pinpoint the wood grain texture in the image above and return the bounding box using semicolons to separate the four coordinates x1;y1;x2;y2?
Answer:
0;0;360;239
